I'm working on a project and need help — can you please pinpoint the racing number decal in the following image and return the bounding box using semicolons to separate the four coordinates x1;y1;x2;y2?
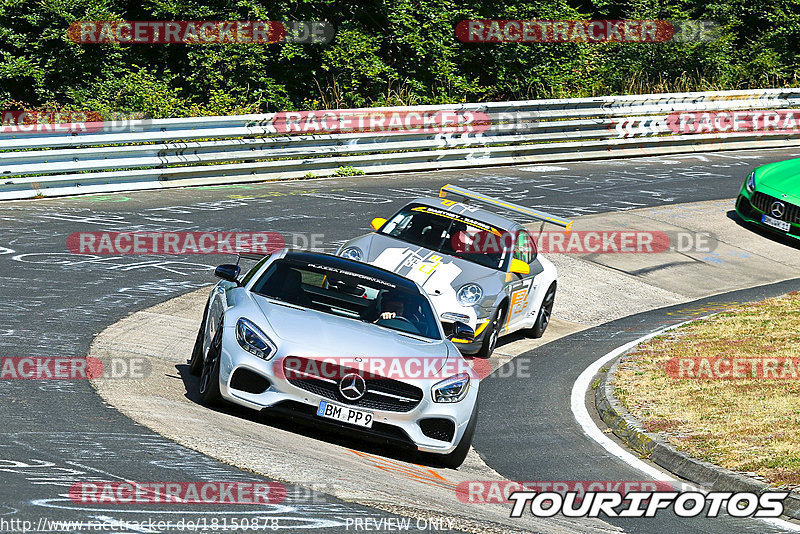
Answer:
373;248;462;294
403;255;420;267
508;290;528;322
418;255;442;274
400;251;440;273
506;279;534;328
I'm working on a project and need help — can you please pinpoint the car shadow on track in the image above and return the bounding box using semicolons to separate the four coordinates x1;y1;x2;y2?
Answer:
175;363;452;468
727;210;800;249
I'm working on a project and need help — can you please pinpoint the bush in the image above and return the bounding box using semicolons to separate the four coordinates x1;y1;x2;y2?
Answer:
334;166;366;177
1;0;797;115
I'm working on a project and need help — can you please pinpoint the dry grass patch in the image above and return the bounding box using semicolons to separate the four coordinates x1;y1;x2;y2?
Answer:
614;291;800;489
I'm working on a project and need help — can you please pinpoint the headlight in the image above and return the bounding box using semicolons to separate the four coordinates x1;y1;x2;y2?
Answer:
746;172;755;193
456;283;483;306
236;318;276;361
432;373;470;403
340;246;363;262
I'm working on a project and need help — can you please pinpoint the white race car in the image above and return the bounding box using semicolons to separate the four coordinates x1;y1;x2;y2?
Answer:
338;185;573;358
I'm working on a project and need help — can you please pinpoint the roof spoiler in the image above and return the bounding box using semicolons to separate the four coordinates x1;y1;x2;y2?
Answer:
439;184;574;233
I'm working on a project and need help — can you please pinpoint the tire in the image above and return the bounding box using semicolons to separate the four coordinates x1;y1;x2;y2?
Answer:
198;317;223;406
188;303;209;376
436;399;479;469
476;305;505;358
529;282;556;339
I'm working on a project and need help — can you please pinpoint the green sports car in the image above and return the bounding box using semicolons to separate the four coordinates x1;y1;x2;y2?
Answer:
735;157;800;239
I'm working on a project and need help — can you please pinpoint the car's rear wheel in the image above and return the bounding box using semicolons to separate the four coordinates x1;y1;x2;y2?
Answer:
189;303;209;376
476;305;505;358
434;399;478;469
529;282;556;338
199;317;223;405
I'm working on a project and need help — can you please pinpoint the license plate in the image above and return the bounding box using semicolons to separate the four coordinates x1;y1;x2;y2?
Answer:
762;214;791;232
316;401;373;428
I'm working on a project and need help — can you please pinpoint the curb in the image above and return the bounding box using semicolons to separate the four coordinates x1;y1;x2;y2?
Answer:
594;352;800;520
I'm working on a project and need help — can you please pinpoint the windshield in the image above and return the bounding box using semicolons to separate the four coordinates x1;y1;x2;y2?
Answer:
380;204;510;270
251;258;441;340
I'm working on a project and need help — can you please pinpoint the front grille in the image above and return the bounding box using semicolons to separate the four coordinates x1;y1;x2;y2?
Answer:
284;356;424;413
419;418;455;442
751;192;800;224
230;368;271;394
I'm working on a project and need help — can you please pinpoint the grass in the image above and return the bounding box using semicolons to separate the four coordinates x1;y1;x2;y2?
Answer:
334;165;365;177
614;291;800;489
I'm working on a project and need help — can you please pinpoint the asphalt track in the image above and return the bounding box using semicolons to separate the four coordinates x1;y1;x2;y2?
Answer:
474;278;800;534
1;147;799;532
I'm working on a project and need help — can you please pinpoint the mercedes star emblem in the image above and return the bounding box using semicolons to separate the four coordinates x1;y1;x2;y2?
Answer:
339;372;367;401
771;201;786;219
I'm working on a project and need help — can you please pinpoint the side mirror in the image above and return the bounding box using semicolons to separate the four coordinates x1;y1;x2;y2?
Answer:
371;217;387;231
214;264;241;283
509;258;530;275
448;321;475;342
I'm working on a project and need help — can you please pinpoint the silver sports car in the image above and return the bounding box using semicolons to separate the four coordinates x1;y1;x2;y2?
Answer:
189;249;479;467
338;185;573;358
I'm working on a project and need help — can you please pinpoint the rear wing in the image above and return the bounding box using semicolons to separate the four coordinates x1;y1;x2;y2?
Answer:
439;184;573;233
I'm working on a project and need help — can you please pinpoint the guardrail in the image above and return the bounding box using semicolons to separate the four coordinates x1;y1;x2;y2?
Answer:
2;88;800;200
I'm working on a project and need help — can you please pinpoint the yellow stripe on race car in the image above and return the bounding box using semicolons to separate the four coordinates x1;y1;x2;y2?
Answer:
474;319;490;336
440;184;574;233
452;319;489;343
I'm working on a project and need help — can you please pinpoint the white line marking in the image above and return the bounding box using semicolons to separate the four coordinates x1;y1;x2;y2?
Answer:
519;165;569;172
31;498;295;515
571;322;800;531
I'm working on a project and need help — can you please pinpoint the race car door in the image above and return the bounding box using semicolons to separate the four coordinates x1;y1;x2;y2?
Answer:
504;229;538;331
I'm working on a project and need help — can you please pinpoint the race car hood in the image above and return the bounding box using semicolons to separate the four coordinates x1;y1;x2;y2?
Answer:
353;233;502;299
755;158;800;205
252;294;454;375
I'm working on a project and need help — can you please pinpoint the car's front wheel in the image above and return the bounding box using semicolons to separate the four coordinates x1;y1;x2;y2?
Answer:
434;399;478;469
188;303;209;376
199;317;223;405
476;305;505;358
